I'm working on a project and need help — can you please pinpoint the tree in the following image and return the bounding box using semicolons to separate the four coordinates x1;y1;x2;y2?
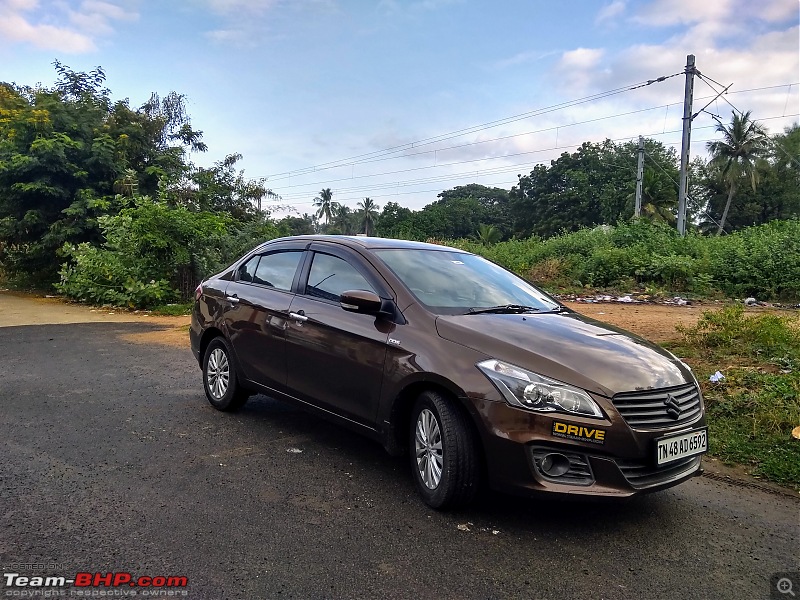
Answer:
414;197;481;240
707;111;769;234
510;143;606;238
437;184;512;238
276;214;315;236
175;153;277;220
476;223;501;246
357;197;379;236
0;63;210;283
376;201;415;238
331;203;353;235
627;168;677;224
313;188;334;225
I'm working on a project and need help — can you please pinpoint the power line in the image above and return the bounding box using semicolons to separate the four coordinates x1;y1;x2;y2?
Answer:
257;81;797;184
267;102;689;191
268;113;797;203
696;73;800;168
263;72;685;182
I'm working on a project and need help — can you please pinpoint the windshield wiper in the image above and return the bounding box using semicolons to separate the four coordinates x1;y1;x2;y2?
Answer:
466;304;542;315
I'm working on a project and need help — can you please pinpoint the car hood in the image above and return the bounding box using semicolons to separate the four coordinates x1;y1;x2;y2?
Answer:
435;311;693;397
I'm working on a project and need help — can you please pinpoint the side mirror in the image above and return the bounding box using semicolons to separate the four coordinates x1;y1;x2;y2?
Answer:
340;290;382;314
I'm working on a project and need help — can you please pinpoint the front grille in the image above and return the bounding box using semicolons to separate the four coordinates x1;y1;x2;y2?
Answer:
616;456;701;488
612;383;702;429
531;447;594;486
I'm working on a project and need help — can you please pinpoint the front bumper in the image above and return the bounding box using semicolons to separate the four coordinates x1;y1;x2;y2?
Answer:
468;390;706;498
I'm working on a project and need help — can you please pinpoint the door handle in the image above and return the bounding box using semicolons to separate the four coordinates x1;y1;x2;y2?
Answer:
226;295;239;304
288;311;308;322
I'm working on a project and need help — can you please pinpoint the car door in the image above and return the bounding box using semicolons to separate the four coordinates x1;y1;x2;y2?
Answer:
284;246;391;426
223;245;305;392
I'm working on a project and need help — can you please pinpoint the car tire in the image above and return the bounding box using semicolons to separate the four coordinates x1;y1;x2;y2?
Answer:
202;337;249;412
409;390;480;509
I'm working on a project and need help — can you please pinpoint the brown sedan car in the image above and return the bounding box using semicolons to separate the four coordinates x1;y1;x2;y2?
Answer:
190;236;707;508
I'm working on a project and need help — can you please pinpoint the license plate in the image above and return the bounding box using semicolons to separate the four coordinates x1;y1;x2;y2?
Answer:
656;428;707;465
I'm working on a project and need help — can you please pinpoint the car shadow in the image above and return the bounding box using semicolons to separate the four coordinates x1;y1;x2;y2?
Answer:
232;393;680;533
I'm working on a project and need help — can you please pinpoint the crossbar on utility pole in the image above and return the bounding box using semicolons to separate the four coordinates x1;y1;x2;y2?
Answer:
676;54;696;236
635;135;644;218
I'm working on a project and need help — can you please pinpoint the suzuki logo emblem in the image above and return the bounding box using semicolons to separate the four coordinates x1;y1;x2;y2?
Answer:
664;394;682;419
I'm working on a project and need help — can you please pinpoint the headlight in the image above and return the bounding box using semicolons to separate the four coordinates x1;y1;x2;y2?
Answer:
477;359;603;418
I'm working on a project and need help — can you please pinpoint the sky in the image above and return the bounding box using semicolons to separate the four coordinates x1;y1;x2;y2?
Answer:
2;0;798;217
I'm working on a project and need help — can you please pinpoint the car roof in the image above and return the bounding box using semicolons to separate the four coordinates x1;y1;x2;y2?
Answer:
262;235;472;253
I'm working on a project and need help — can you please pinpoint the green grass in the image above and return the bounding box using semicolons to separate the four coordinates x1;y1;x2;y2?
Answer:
149;302;193;316
665;306;800;488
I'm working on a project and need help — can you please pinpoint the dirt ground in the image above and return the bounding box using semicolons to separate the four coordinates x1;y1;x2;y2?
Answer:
0;290;772;348
5;290;796;349
561;300;710;341
1;290;712;348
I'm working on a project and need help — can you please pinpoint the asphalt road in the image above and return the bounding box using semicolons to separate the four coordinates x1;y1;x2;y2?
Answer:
1;320;798;600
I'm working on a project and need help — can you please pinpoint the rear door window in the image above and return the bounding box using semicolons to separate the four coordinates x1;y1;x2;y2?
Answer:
237;251;303;291
252;251;303;291
237;256;260;283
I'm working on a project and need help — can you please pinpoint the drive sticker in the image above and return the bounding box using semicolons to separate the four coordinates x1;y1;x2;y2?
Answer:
552;421;606;445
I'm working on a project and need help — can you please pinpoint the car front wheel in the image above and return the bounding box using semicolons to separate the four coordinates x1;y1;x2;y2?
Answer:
409;390;480;509
202;337;249;412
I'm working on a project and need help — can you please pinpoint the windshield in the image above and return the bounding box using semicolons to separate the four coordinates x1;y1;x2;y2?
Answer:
374;249;561;315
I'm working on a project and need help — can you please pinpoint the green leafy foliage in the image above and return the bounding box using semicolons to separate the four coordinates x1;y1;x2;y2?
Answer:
668;307;800;487
57;196;279;308
448;219;799;300
676;305;800;369
706;219;800;299
0;64;207;283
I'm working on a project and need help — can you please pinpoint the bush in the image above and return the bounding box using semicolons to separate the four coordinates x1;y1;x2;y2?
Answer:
677;305;800;369
707;220;800;299
668;306;800;487
56;243;175;308
56;196;279;308
461;219;798;301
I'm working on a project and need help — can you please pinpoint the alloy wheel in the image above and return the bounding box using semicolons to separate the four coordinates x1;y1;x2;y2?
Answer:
206;347;230;400
415;408;443;489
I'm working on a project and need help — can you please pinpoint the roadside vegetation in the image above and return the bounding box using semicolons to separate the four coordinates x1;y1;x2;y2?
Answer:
2;64;799;487
666;307;800;488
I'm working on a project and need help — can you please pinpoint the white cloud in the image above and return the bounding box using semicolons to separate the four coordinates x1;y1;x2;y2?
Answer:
755;0;799;22
0;0;138;53
556;48;608;92
201;0;336;45
596;0;626;24
206;0;279;15
560;47;605;70
547;0;798;161
490;49;560;70
0;11;94;52
377;0;462;16
632;0;734;27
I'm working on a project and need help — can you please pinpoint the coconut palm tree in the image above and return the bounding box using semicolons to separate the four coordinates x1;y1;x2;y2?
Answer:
357;197;379;236
628;169;677;224
313;188;334;225
706;111;768;235
331;203;352;235
476;223;501;246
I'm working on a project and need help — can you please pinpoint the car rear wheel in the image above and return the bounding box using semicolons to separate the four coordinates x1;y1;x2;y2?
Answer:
202;337;249;412
409;390;479;509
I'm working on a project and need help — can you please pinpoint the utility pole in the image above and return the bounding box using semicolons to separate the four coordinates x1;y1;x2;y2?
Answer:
634;135;644;218
676;54;696;236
